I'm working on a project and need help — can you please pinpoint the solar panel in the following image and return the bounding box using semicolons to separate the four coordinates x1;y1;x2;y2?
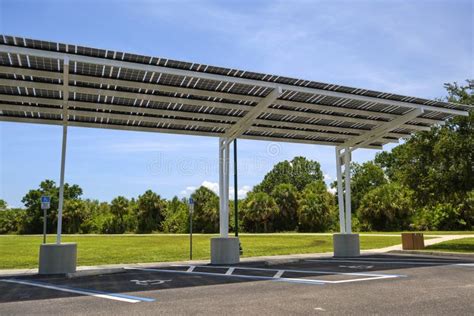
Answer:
0;35;471;149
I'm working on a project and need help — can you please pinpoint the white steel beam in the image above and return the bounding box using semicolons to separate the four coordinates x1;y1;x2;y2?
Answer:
224;140;230;235
335;148;345;233
344;149;352;234
56;57;69;244
0;45;467;116
0;94;411;141
340;108;425;151
218;138;229;237
0;115;385;149
0;66;447;126
0;77;437;132
224;87;282;141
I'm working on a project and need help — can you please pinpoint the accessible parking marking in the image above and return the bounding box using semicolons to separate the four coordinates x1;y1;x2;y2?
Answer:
125;267;326;285
0;279;155;304
126;264;403;286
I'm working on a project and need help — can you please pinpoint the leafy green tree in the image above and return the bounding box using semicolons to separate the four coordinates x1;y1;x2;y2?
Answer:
242;192;278;232
79;200;111;233
254;156;323;193
351;162;388;212
0;208;26;234
62;199;87;234
375;81;473;206
297;181;336;232
21;180;83;234
106;196;134;233
0;199;7;210
191;186;219;233
162;196;189;233
357;183;414;231
136;190;166;233
271;183;299;231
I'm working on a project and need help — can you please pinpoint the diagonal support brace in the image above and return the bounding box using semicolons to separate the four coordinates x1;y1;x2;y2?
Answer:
339;108;425;151
224;86;282;142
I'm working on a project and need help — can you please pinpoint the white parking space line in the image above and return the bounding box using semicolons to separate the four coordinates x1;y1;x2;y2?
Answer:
125;267;325;285
306;259;473;266
187;266;195;272
177;264;403;278
273;270;284;278
127;265;403;285
0;279;155;303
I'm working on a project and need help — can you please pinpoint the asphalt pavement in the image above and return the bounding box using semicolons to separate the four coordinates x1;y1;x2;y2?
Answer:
1;254;473;315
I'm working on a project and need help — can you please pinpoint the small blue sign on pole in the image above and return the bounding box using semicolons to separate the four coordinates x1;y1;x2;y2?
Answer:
40;196;50;244
188;197;194;205
41;196;51;210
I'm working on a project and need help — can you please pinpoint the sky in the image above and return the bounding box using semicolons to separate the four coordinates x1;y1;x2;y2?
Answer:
0;0;472;208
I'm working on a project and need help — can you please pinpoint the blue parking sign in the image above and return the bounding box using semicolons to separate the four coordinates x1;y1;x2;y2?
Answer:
189;198;194;205
41;196;50;203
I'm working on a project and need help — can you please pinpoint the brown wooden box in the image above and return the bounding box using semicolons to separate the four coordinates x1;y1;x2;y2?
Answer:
401;233;425;250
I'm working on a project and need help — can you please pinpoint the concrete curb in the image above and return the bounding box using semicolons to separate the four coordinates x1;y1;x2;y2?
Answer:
389;250;474;258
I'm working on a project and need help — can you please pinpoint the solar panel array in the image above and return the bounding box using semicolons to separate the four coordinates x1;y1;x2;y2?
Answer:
0;35;471;149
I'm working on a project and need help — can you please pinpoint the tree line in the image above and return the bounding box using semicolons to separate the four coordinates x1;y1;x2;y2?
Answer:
0;80;472;234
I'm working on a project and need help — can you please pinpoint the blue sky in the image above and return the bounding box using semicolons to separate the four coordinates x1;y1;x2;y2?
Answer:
0;0;472;207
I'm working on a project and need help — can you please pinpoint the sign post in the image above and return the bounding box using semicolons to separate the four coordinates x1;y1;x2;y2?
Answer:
188;197;194;260
41;196;51;244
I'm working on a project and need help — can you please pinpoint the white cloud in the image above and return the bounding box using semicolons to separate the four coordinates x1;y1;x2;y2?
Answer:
179;181;252;199
327;187;337;195
180;186;197;196
202;181;219;194
231;185;252;199
324;174;332;181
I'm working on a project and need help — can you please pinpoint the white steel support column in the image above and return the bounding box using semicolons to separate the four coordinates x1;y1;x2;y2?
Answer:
335;148;345;233
212;137;239;264
56;57;69;244
218;138;228;237
344;148;352;234
224;140;230;231
333;146;359;257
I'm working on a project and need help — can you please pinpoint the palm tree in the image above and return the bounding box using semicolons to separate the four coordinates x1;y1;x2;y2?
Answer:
244;192;278;232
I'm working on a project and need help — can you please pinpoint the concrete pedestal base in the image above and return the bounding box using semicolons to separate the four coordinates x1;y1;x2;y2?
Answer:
39;243;77;274
333;233;360;257
210;237;240;265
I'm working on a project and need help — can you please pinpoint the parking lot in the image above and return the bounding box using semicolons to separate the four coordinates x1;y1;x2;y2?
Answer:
1;254;473;315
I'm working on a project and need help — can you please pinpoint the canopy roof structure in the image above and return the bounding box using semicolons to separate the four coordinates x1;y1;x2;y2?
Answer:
2;35;472;268
0;35;471;150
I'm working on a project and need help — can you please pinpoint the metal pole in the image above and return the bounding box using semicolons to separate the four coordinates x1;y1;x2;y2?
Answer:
344;148;352;234
56;58;69;245
234;140;238;237
189;211;193;260
56;124;68;244
224;140;230;236
335;148;345;233
218;138;228;237
43;208;47;244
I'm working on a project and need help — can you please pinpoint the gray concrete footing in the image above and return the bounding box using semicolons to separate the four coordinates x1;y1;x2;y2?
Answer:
333;233;360;257
210;237;240;265
39;243;77;274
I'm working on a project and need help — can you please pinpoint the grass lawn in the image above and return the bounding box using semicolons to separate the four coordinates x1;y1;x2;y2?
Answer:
0;234;403;270
426;238;474;253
